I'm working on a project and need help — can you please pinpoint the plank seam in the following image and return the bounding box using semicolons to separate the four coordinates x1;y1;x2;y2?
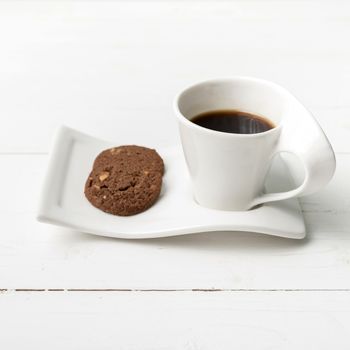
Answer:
1;289;350;293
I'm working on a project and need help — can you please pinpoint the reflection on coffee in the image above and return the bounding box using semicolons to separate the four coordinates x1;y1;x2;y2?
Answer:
191;109;275;134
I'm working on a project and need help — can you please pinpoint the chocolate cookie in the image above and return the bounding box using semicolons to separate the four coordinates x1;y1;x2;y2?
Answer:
84;145;164;216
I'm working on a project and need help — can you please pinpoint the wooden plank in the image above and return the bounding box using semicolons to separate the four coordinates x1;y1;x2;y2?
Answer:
1;291;350;349
0;2;350;152
0;154;349;289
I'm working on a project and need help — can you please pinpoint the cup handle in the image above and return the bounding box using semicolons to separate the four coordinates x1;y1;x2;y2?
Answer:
250;114;336;208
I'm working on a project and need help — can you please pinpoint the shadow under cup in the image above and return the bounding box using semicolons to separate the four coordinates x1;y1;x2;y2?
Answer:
174;78;288;211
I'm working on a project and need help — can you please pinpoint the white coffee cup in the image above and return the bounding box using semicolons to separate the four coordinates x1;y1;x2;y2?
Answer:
174;77;336;211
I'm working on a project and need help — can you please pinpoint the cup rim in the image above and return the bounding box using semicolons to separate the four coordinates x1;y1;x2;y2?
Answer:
173;76;285;138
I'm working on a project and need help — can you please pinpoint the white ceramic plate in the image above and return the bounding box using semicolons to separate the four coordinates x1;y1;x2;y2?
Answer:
37;126;305;239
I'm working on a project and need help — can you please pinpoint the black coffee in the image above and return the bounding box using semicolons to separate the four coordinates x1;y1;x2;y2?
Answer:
191;109;275;134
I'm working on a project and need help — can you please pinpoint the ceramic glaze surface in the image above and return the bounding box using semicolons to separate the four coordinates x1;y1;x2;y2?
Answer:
37;126;306;239
175;77;336;210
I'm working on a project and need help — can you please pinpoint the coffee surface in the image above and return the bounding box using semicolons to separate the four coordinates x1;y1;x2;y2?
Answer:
191;110;275;134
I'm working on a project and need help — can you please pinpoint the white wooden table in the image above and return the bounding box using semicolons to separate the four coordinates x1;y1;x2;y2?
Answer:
1;1;350;348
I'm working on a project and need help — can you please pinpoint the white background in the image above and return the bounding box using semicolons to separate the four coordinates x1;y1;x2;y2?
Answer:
0;1;350;348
